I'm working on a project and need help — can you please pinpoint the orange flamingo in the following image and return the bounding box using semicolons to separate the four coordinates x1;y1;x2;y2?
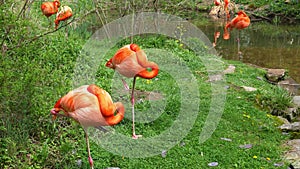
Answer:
41;0;60;17
224;0;230;19
55;6;73;29
50;84;125;169
106;44;159;139
214;0;221;6
225;10;250;31
223;10;250;54
41;0;60;26
213;31;221;47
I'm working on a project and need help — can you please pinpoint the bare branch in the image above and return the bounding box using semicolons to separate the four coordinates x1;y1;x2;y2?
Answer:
247;11;272;23
92;0;110;39
17;0;29;19
7;9;97;51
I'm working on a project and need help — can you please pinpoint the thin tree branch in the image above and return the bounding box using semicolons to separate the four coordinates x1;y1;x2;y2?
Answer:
247;11;272;23
7;9;97;51
92;0;110;39
17;0;29;19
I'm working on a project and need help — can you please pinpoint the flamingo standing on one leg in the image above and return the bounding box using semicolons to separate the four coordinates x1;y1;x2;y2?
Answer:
41;0;60;26
54;6;73;29
106;44;159;139
213;31;221;47
50;84;125;169
224;0;230;19
214;0;221;6
223;10;251;54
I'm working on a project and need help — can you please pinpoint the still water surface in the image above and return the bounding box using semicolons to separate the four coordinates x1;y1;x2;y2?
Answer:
198;21;300;83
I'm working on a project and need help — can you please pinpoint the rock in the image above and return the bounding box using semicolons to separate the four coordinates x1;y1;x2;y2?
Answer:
223;65;236;74
207;74;223;82
293;96;300;108
285;0;291;4
278;78;300;95
280;122;300;131
161;150;167;158
256;76;263;81
241;86;257;92
209;6;221;20
265;69;286;82
277;116;290;125
209;2;237;19
286;107;298;121
284;139;300;169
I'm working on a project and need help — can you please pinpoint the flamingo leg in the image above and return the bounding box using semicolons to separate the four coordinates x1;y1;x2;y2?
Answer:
237;31;242;58
122;79;130;90
237;31;240;53
65;22;68;38
47;17;52;28
84;130;94;169
131;77;142;139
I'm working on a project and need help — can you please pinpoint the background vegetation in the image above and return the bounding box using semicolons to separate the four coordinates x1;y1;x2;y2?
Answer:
1;0;298;168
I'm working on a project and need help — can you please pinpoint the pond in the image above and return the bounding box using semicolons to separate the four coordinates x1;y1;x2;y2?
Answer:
197;20;300;84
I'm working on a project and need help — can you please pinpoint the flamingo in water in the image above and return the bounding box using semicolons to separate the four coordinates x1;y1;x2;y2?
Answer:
214;0;221;6
223;10;250;54
224;0;230;19
106;44;159;139
50;84;125;169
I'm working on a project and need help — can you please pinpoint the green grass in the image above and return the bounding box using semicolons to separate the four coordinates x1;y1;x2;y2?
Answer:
1;32;292;168
0;1;294;168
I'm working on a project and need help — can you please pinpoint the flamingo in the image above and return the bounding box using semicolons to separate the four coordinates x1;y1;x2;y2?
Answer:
214;0;221;6
213;31;221;47
41;0;60;25
224;0;230;19
54;6;73;29
105;44;159;139
50;84;125;169
223;10;250;54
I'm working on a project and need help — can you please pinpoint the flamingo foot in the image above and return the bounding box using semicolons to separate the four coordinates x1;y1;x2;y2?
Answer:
88;156;94;169
132;134;142;139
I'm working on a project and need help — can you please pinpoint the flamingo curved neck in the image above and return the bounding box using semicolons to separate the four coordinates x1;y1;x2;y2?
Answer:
137;66;159;79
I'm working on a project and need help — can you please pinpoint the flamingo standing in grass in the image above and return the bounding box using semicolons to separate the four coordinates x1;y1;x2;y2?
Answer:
55;6;73;29
106;44;159;139
223;10;250;54
50;84;125;169
41;0;60;25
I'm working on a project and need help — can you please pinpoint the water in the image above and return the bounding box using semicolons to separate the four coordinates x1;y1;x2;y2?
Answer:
198;21;300;83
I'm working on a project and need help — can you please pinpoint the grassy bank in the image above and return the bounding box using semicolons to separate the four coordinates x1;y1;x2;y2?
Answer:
0;1;295;168
1;33;292;168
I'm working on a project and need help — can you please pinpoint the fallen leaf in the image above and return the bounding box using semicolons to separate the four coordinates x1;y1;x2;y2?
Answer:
239;144;253;149
161;150;167;158
223;65;236;74
274;162;284;167
180;141;185;147
241;86;257;92
208;162;218;167
221;137;232;142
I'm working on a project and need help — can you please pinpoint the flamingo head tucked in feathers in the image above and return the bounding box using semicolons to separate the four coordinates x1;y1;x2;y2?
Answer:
54;0;60;8
105;44;140;69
